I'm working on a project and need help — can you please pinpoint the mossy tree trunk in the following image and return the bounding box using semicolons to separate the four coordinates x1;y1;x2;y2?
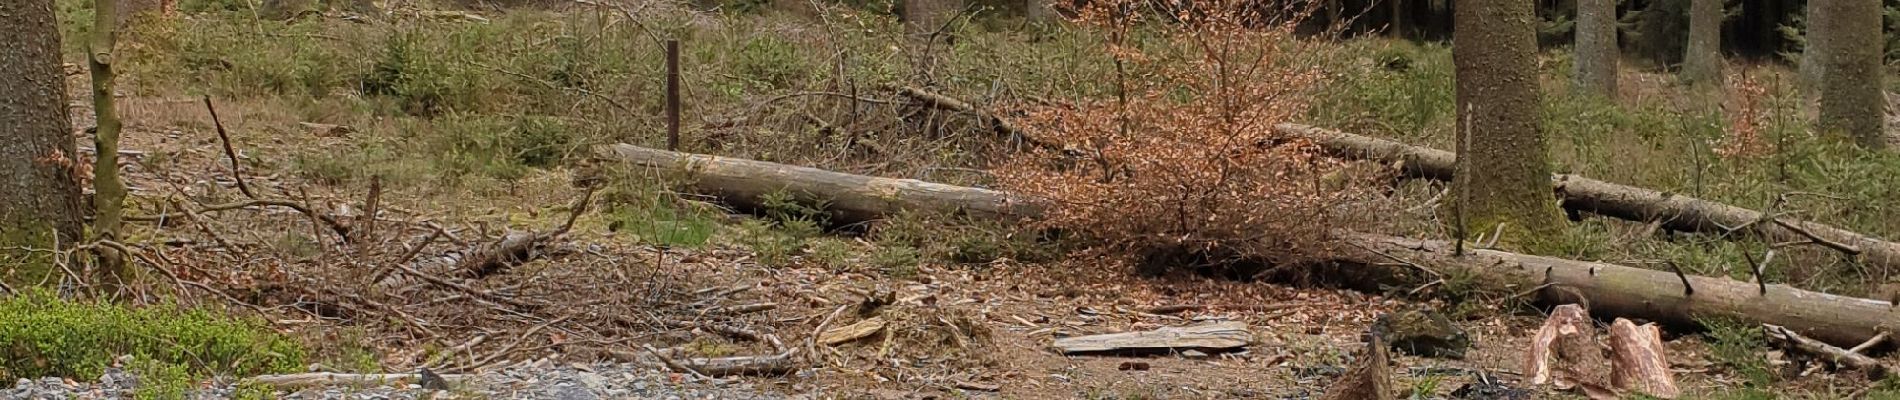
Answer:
91;0;130;295
0;0;86;284
1452;0;1564;243
1817;0;1887;149
1572;0;1618;97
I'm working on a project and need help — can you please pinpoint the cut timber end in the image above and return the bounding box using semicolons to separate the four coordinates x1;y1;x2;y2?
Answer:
1051;321;1252;354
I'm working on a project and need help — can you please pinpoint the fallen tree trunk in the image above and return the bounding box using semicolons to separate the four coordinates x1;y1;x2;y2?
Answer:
595;144;1041;225
1273;123;1900;270
1343;232;1900;347
594;144;1900;347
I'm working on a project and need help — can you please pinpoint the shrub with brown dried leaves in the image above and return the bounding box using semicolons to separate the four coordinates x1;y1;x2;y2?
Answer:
996;0;1377;273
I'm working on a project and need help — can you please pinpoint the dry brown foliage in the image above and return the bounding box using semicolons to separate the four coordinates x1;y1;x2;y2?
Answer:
1717;72;1771;159
995;0;1374;272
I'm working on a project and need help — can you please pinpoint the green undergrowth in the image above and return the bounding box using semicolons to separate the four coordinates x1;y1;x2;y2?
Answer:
1315;37;1900;295
0;289;305;391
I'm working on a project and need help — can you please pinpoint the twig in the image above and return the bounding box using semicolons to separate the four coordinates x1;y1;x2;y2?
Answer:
1506;282;1558;302
1772;218;1863;255
1849;331;1891;355
1742;248;1774;295
372;229;444;284
387;263;540;310
644;344;712;380
1343;240;1441;279
1663;261;1695;297
132;199;352;243
806;304;851;365
203;95;256;199
362;176;382;249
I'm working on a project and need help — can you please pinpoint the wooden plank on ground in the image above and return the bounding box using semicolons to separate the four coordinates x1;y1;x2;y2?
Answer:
1051;321;1252;354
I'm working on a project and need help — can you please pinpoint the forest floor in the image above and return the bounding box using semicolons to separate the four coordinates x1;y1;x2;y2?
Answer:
13;0;1900;398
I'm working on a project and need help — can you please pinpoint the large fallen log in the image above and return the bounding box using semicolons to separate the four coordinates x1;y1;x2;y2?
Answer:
1273;124;1900;270
594;144;1900;347
1344;232;1900;347
596;143;1041;225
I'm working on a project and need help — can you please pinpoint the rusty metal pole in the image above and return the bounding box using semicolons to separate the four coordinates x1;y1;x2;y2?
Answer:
665;39;681;151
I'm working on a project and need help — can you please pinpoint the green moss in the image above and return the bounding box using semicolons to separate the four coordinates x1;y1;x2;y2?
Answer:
1;222;67;289
0;289;306;382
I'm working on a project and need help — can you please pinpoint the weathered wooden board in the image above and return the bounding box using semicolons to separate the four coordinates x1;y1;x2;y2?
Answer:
1051;321;1252;354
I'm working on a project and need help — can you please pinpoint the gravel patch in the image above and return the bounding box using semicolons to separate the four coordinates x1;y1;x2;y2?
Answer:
5;361;796;399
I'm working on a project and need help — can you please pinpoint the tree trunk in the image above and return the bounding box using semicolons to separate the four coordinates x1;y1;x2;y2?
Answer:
594;144;1041;225
91;0;130;294
1453;0;1564;242
1817;0;1887;149
1798;0;1827;100
1024;0;1056;24
0;0;86;282
1680;0;1722;86
1572;0;1618;97
902;0;963;38
1272;123;1900;271
1388;0;1404;37
116;0;169;25
593;144;1900;348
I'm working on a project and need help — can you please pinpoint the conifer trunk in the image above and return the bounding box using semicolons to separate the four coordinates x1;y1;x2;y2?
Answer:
1798;0;1828;99
1452;0;1563;241
1572;0;1618;97
1680;0;1722;86
0;0;86;282
1817;0;1888;149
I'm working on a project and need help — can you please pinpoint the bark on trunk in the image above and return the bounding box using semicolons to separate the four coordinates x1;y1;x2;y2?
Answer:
1680;0;1722;86
1345;232;1900;348
1453;0;1564;241
1798;1;1828;99
1572;0;1618;97
902;0;963;37
1273;123;1900;270
0;0;86;273
594;144;1041;225
593;144;1900;348
1816;0;1887;149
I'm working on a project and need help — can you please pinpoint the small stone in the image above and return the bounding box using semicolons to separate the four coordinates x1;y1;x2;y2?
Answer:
1376;308;1471;359
1180;349;1209;358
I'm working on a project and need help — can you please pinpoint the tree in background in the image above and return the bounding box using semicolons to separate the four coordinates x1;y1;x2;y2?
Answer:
1680;0;1721;85
0;0;87;283
1453;0;1563;243
902;0;965;37
1817;0;1887;149
1573;0;1618;97
1798;0;1828;99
